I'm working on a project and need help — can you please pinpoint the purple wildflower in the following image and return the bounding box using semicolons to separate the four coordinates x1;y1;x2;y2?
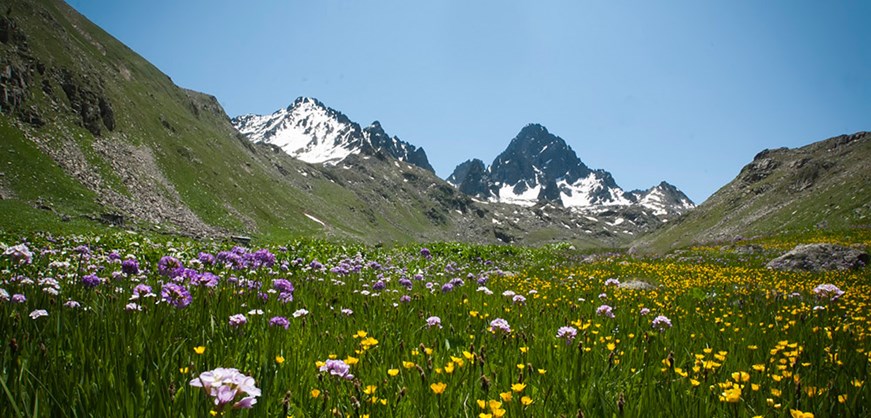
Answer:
81;274;100;288
640;307;651;316
29;309;48;319
133;284;153;297
426;316;442;329
489;318;511;334
341;308;353;316
11;293;26;303
269;316;290;329
399;294;411;303
161;283;192;308
812;283;845;301
273;279;294;293
319;359;354;380
73;245;90;256
229;314;247;328
372;280;386;291
441;282;454;293
596;304;615;319
4;244;33;265
420;247;431;259
278;292;293;304
158;256;184;278
198;252;216;265
125;302;142;312
398;277;413;289
556;326;578;344
512;295;526;304
604;278;621;287
190;367;261;409
64;300;81;309
652;315;672;332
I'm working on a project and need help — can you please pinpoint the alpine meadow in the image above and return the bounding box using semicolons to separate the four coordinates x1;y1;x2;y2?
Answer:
1;1;869;417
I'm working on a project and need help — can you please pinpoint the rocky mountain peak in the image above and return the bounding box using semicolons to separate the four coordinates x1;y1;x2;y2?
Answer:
232;98;433;172
448;124;694;219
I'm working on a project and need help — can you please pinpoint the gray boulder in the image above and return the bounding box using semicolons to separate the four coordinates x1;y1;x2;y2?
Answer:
766;243;868;272
618;280;658;291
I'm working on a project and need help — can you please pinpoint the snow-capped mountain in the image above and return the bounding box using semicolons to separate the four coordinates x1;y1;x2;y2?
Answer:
232;97;434;172
628;181;696;217
448;123;694;217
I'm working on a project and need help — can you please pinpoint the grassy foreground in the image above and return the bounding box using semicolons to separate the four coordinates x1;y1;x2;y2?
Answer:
1;233;869;417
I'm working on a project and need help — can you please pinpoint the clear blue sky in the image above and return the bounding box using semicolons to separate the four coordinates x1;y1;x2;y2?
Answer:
67;0;870;203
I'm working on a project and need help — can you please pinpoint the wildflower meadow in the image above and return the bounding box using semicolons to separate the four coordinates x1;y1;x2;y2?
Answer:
1;233;869;417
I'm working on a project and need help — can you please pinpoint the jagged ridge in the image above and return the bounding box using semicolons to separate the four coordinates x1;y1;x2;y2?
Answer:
448;123;694;218
232;98;435;172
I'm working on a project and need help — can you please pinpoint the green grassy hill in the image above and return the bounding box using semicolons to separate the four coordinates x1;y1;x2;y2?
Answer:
633;132;871;253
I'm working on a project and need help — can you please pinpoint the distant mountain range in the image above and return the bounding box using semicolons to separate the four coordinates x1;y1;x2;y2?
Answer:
1;0;867;250
234;104;695;221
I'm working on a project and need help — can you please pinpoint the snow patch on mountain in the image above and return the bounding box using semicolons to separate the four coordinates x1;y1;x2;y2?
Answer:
232;97;434;171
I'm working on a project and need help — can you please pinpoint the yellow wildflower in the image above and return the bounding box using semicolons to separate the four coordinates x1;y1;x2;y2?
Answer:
430;382;447;395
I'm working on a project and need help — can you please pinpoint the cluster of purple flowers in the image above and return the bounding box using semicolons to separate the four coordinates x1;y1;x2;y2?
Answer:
273;279;295;303
652;315;673;332
190;367;260;410
81;274;101;288
604;278;621;287
489;318;511;334
161;283;192;308
228;314;247;327
4;244;33;265
398;277;413;290
556;326;578;343
812;283;845;301
426;316;442;329
198;252;216;265
596;304;615;318
157;256;184;278
639;307;651;316
319;359;354;380
269;316;290;329
190;272;219;287
121;258;140;275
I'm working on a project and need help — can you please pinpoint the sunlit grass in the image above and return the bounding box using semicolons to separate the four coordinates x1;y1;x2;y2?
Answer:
1;233;868;417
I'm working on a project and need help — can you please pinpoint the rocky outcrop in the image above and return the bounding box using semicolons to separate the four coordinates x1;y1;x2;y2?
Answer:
59;69;114;136
766;243;868;272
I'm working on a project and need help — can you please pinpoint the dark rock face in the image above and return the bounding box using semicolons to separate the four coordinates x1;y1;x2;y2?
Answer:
59;70;114;136
448;159;492;197
766;244;868;272
447;123;599;203
362;121;434;172
489;124;591;187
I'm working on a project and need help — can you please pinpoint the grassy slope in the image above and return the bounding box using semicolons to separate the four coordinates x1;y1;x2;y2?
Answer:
0;0;481;244
634;133;871;253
